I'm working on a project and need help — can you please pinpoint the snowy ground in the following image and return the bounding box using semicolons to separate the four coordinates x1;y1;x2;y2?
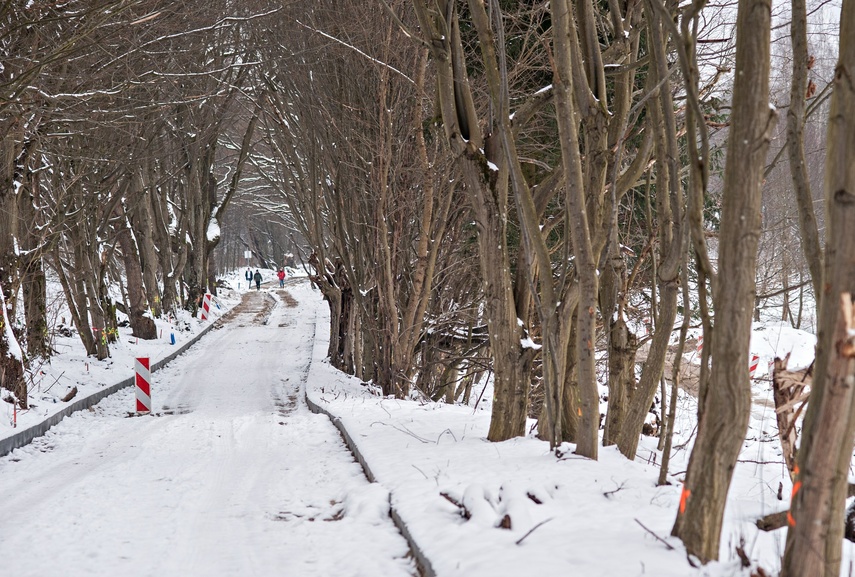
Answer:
1;281;241;436
0;277;839;576
0;283;413;577
303;285;833;577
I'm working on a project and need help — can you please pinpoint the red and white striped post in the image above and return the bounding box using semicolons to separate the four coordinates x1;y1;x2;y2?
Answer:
200;293;212;321
135;357;152;413
696;334;704;354
749;353;760;379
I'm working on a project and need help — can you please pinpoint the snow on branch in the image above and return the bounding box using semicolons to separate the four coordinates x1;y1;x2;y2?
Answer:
295;20;415;86
97;8;282;74
142;61;262;79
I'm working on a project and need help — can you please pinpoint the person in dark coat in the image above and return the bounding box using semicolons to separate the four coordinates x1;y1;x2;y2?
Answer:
253;270;262;290
245;268;252;289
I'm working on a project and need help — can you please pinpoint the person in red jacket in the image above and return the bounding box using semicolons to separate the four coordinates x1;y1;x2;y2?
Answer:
277;268;286;288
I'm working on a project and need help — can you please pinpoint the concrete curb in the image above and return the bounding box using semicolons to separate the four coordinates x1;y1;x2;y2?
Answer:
303;303;437;577
0;319;220;458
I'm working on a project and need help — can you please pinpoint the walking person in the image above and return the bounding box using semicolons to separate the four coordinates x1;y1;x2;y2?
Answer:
277;268;286;288
253;269;262;290
245;268;252;290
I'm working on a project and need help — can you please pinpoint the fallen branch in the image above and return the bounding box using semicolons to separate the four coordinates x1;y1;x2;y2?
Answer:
42;371;66;394
758;485;855;531
635;518;675;550
412;464;429;480
603;480;627;498
60;386;78;402
436;428;458;444
369;421;430;443
439;491;470;519
756;510;788;531
515;518;554;545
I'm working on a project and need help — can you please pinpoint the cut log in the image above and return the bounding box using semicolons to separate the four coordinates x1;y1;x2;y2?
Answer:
757;484;855;531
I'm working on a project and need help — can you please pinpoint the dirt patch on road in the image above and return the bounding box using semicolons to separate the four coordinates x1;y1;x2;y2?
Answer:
214;290;277;328
276;289;298;308
273;382;299;418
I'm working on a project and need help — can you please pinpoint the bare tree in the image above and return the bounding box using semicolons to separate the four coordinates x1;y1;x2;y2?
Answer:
671;0;776;561
780;0;855;572
614;0;685;460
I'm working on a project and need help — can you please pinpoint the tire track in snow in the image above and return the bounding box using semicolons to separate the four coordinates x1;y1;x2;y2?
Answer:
0;283;415;577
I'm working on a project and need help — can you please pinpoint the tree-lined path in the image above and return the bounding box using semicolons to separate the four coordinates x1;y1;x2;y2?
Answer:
0;285;414;577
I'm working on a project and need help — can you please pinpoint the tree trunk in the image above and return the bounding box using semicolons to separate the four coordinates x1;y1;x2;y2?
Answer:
551;0;601;460
0;118;26;405
616;0;684;461
115;202;157;340
671;0;774;560
19;166;49;359
786;0;823;300
140;193;162;318
469;166;533;441
781;5;855;572
0;281;26;407
351;305;363;381
618;278;678;458
781;298;855;577
560;315;580;442
781;255;791;323
21;260;47;358
659;263;691;486
603;314;637;446
309;252;349;370
468;0;570;447
373;50;400;397
412;0;533;441
205;105;260;298
150;173;179;315
130;168;162;318
387;49;454;400
81;247;110;361
53;247;97;357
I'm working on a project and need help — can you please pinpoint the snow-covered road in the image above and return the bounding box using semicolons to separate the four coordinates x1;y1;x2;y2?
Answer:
0;285;414;577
